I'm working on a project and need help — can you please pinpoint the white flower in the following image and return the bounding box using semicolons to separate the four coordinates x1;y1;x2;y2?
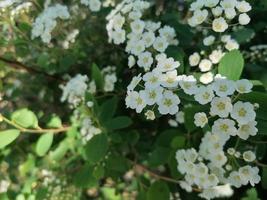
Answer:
237;121;258;140
209;49;224;64
212;118;237;140
190;9;209;26
189;52;201;66
212;6;223;16
199;72;214;85
160;70;179;88
143;70;162;89
221;34;231;43
125;90;146;113
212;17;228;32
89;0;101;11
212;79;235;97
111;13;125;30
228;171;243;188
236;1;251;13
127;73;142;91
235;79;253;93
243;151;256;162
137;51;153;70
145;110;155;120
176;111;185;123
205;0;219;8
225;39;239;51
179;75;198;95
210;151;227;167
128;55;136;68
153;36;168;52
231;101;256;124
220;0;237;9
194;112;208;128
210;97;233;117
111;29;126;44
199;59;212;72
156;55;180;72
157;90;180;115
203;35;215;46
239;13;250;25
142;31;155;47
225;8;236;19
194;86;215;105
239;166;261;186
143;87;163;105
130;40;145;56
130;19;145;34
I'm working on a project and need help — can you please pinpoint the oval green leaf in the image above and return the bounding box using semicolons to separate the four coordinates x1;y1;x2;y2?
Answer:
0;129;20;149
36;132;53;156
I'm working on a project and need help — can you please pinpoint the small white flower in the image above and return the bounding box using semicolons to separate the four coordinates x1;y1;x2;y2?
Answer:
203;35;215;46
236;1;251;13
212;79;235;97
145;110;156;120
143;70;162;89
127;74;142;91
137;51;153;70
199;72;214;84
161;70;179;88
125;90;146;113
153;36;168;52
209;49;224;64
156;55;180;72
231;101;256;125
194;86;215;105
212;118;237;140
210;151;227;167
212;17;228;32
179;75;198;95
130;19;145;34
239;13;250;25
225;39;239;51
142;31;155;47
143;87;163;105
128;55;136;68
157;90;180;115
194;112;208;128
228;171;243;188
189;52;201;66
237;121;258;140
225;8;236;19
220;0;237;9
210;97;233;117
235;79;253;93
243;151;256;162
205;0;219;8
212;6;223;16
199;59;213;72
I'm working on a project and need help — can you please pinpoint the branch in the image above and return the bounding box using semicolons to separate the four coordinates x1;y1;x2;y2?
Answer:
0;114;70;134
0;56;65;83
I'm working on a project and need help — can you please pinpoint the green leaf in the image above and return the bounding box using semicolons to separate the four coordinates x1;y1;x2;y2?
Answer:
148;147;171;167
36;132;54;156
49;139;69;161
241;188;260;200
99;96;118;122
218;50;244;80
91;63;104;90
47;115;62;128
93;165;105;179
0;129;20;149
233;28;255;44
11;108;38;128
74;164;98;188
85;134;108;164
104;116;132;130
171;135;186;149
147;181;170;200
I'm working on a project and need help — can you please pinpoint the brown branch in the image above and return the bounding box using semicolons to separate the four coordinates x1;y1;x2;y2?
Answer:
0;56;65;82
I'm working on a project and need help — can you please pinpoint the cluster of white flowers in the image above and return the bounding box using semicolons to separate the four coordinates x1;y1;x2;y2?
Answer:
174;77;261;199
168;111;185;127
189;34;241;84
31;4;70;43
60;74;89;107
80;117;101;143
106;0;178;70
188;0;251;32
101;66;118;92
62;29;80;49
80;0;101;12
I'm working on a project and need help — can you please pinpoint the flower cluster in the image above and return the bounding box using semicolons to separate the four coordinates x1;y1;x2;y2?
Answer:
80;117;101;143
174;77;261;199
31;4;70;43
188;0;251;32
101;65;118;92
106;0;178;70
80;0;101;12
